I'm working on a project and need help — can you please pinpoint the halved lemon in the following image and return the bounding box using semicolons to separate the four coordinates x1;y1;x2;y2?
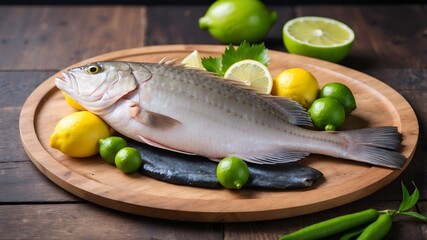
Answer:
224;59;273;94
283;16;355;62
181;50;205;69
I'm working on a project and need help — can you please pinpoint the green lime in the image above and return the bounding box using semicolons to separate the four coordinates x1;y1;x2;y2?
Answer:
283;16;355;62
199;0;277;44
308;98;346;131
320;82;357;116
216;157;250;189
115;147;143;173
99;136;128;164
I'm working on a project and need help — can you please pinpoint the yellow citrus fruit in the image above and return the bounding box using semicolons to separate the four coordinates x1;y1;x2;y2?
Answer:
283;16;355;62
308;97;346;131
271;68;319;109
199;0;277;44
216;157;250;189
50;111;111;158
320;82;357;116
224;59;273;94
181;50;205;69
62;91;86;111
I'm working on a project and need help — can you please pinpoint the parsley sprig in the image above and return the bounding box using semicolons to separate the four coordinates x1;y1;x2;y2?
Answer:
201;41;270;76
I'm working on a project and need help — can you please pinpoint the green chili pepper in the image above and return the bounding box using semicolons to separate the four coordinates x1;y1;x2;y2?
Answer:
279;209;379;240
356;213;393;240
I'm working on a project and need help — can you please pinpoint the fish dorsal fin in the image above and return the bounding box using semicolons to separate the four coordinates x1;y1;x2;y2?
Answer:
158;58;182;66
232;150;310;165
264;96;313;126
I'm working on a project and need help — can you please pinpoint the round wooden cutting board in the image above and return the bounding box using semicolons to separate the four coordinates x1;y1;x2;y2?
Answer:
19;45;418;222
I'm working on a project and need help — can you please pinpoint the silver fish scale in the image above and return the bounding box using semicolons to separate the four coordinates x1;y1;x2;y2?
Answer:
143;63;294;132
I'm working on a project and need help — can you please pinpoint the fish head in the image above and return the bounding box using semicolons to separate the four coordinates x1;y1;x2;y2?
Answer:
55;61;152;113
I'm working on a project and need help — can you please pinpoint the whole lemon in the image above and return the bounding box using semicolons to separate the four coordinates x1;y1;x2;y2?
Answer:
62;91;86;111
199;0;277;44
271;68;319;109
50;111;111;158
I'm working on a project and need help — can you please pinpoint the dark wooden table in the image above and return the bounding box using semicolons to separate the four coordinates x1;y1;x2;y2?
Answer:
1;3;426;239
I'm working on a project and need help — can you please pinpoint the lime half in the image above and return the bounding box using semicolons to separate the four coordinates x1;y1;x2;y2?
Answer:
283;16;355;62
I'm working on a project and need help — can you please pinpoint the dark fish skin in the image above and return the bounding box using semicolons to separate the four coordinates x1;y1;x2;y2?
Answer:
127;139;323;189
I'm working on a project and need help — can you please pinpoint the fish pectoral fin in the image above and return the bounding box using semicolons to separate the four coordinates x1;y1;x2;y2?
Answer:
128;103;181;130
264;97;313;127
128;102;141;118
138;135;196;155
232;150;309;165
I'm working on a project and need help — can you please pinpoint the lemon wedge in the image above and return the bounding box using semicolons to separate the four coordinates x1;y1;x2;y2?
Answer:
181;50;205;69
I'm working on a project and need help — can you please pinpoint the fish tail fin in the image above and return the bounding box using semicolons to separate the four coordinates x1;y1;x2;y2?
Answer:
339;126;405;169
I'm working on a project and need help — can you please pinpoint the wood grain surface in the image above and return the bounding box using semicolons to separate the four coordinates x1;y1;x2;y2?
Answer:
19;45;418;222
2;4;426;239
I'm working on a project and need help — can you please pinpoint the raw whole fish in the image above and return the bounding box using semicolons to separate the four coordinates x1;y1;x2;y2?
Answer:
55;61;405;169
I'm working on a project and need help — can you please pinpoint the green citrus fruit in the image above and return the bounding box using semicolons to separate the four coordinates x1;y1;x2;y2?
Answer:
115;147;143;173
283;16;355;62
320;82;357;116
308;98;346;131
99;136;128;165
199;0;277;44
216;157;250;189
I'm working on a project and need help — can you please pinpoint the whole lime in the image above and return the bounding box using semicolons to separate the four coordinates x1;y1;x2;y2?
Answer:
99;136;128;165
115;147;143;174
320;82;356;116
216;157;250;189
308;98;346;131
199;0;277;44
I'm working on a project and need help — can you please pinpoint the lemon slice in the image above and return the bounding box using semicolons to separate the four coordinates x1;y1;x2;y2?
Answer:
224;59;273;94
181;50;205;69
283;16;355;62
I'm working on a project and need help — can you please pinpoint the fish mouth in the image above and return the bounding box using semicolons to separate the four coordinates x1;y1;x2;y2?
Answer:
55;72;78;94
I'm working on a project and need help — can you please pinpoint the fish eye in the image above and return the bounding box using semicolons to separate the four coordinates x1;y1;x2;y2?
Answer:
86;65;102;74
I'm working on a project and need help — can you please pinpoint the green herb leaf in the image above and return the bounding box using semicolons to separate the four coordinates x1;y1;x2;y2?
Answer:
399;182;420;212
398;182;411;212
399;211;427;221
201;56;223;76
221;41;270;75
201;41;270;77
